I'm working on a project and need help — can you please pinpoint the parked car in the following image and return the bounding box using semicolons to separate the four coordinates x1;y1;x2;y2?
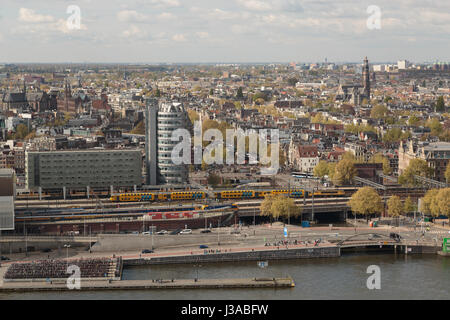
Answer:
390;233;402;242
170;229;182;235
0;256;10;261
157;230;168;235
180;229;192;234
200;229;212;233
42;248;52;253
141;249;154;254
142;231;153;235
199;245;209;249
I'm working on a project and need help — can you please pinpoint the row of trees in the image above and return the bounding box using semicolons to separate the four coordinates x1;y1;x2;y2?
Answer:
257;187;448;223
420;188;450;216
349;187;448;218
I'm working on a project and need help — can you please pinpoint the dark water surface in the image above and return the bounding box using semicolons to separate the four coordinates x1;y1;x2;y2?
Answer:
1;253;449;300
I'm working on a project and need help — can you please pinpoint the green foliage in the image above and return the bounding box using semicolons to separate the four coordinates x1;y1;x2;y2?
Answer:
287;78;298;86
348;187;383;216
436;96;445;112
399;159;434;186
370;105;389;119
387;195;404;217
425;118;443;136
236;87;244;99
332;159;356;185
404;197;416;214
420;188;450;216
370;153;392;175
13;124;30;140
188;109;199;124
446;162;450;183
313;160;329;178
345;123;377;135
260;194;301;220
383;128;411;143
130;121;145;135
207;173;221;186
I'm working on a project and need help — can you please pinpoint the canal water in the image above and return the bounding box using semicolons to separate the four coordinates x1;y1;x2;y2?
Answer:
1;253;449;300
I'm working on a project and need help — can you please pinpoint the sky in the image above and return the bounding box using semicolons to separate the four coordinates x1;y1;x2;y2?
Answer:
0;0;449;63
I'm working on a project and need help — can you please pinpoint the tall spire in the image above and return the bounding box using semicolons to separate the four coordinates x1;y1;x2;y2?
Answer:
362;57;370;98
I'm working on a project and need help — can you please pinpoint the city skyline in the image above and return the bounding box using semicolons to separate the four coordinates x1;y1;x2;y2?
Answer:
0;0;449;63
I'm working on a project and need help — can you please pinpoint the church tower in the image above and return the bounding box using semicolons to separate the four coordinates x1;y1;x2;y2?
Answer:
362;56;370;98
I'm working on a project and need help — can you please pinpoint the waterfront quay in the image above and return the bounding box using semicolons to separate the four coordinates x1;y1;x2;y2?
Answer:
0;277;295;292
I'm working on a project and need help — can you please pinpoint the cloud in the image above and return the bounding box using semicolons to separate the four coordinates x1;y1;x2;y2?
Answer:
121;25;145;37
157;12;176;20
196;31;209;39
18;8;54;23
142;0;181;8
172;34;187;41
234;0;303;12
117;10;148;22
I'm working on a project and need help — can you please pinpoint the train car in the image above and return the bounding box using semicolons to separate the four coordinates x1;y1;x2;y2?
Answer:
214;190;255;199
268;189;305;198
309;190;346;198
110;193;156;202
169;191;206;201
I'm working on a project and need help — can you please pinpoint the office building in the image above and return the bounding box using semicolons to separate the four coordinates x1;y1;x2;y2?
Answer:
145;99;190;185
25;149;142;191
0;168;15;231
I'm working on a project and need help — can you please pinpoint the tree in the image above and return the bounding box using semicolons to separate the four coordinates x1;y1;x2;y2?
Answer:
14;124;30;140
403;196;416;214
399;159;434;186
348;187;383;219
420;189;439;215
342;151;356;161
187;109;199;124
420;188;450;216
445;162;450;183
313;160;329;179
260;194;301;221
370;153;392;175
407;115;421;127
370;105;388;119
236;87;244;99
311;113;325;123
130;121;145;135
436;188;450;216
287;78;298;86
207;173;221;186
436;96;446;112
383;128;410;144
387;195;404;218
425;118;443;136
332;159;356;185
327;162;336;181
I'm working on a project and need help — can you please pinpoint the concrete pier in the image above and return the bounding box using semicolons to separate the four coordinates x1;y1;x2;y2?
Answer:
0;277;295;292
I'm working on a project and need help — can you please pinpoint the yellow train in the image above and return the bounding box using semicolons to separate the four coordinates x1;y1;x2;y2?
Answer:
110;191;207;202
110;188;345;202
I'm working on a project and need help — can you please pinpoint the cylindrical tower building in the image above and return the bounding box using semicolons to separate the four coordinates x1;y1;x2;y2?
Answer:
157;102;189;184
